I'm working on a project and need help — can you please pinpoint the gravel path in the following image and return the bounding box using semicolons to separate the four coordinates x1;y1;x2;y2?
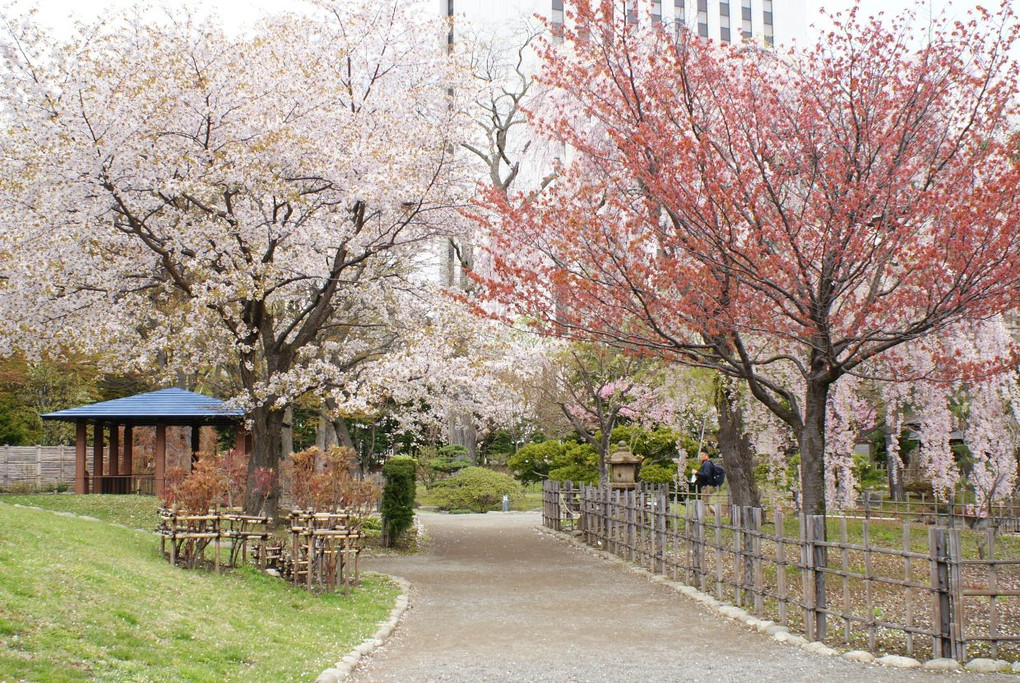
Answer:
351;511;1007;682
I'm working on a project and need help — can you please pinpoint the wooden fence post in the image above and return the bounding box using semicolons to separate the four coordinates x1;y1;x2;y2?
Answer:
775;508;788;625
805;514;827;641
930;526;966;661
692;500;705;591
745;506;763;615
657;493;668;575
732;505;744;607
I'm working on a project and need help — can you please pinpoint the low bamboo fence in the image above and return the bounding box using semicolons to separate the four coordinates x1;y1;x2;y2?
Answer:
543;481;1020;663
282;511;363;595
156;508;364;594
157;509;271;571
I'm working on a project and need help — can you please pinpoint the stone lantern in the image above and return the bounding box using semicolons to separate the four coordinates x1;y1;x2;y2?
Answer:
607;441;643;490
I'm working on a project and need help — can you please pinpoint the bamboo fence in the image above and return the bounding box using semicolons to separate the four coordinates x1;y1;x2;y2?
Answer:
0;445;76;491
543;481;1020;662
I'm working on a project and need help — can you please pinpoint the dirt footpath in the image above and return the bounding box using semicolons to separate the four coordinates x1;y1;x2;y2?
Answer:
352;511;1006;682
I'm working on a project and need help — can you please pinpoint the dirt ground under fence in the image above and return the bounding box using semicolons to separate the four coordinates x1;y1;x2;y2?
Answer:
353;511;1010;682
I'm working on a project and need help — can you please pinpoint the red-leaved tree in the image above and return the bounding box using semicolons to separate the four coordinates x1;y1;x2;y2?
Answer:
480;1;1020;516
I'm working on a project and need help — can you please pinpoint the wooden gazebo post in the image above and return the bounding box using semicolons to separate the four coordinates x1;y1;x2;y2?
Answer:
155;424;167;500
123;425;134;493
109;423;120;480
75;421;87;494
92;422;105;494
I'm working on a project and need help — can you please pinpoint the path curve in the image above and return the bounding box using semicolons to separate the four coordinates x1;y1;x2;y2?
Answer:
352;511;1007;682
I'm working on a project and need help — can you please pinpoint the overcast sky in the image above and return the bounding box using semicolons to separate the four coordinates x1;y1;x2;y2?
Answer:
7;0;1011;48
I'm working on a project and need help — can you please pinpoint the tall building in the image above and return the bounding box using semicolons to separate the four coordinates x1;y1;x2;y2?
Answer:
440;0;808;49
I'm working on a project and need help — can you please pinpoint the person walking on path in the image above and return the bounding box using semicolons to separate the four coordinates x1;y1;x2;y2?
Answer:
694;451;723;516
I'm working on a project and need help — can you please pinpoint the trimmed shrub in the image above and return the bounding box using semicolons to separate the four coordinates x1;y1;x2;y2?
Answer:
638;461;676;485
507;440;562;483
381;456;417;547
548;442;598;484
430;467;523;513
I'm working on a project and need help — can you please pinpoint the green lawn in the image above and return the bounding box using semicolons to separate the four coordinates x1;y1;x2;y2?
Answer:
0;496;399;682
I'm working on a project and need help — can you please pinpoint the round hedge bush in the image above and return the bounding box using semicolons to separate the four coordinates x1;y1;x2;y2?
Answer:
430;466;524;513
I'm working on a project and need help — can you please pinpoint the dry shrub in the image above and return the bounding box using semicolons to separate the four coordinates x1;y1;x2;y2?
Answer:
161;458;228;512
286;445;380;519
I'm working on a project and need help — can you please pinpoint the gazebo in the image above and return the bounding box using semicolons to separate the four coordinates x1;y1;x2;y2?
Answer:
42;388;249;498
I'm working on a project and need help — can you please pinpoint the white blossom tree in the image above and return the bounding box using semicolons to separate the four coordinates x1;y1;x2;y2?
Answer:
0;2;474;514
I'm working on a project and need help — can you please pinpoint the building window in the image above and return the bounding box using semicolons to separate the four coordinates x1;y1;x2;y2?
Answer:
742;0;752;40
552;0;564;36
720;2;730;43
763;0;774;47
697;0;708;38
674;0;686;38
447;0;454;50
626;0;638;25
652;0;662;24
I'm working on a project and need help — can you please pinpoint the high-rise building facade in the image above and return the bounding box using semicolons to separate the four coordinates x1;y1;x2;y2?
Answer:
440;0;807;49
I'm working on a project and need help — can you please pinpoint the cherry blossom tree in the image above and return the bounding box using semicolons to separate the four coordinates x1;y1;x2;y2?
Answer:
0;2;473;515
479;1;1020;515
880;316;1019;511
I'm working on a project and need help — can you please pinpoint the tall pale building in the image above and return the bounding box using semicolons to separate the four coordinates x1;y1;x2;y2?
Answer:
439;0;809;49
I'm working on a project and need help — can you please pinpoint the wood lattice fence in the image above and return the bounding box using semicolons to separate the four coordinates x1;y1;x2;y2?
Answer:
0;445;76;491
543;481;1020;663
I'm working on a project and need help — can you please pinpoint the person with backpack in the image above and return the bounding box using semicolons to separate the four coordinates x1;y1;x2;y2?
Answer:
694;451;725;516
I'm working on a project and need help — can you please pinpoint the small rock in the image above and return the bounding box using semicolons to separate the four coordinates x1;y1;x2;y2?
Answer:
719;606;748;620
965;658;1009;673
875;655;921;669
802;641;836;656
774;631;807;646
843;650;875;664
763;624;789;636
1012;661;1020;674
265;568;281;577
923;658;961;672
314;669;340;683
755;620;775;633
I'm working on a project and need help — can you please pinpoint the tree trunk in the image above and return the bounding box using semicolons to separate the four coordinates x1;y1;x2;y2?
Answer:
716;382;760;508
316;407;339;450
245;404;285;518
448;410;478;463
887;429;905;502
334;416;356;451
280;405;294;460
799;379;829;517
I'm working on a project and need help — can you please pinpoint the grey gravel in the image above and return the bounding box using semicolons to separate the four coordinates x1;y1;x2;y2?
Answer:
351;511;1010;682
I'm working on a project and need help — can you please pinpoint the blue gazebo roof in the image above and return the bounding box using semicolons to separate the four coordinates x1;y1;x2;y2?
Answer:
41;388;244;426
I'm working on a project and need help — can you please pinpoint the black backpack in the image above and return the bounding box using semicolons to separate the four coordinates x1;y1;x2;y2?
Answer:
710;461;725;487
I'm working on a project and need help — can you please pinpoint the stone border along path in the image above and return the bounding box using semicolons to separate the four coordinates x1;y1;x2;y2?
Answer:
341;511;1018;682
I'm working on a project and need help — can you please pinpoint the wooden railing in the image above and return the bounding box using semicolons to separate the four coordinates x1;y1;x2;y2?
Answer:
544;481;1020;663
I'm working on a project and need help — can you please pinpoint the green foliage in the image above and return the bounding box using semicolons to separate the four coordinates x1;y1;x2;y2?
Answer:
429;467;523;513
852;453;885;490
381;456;417;547
0;355;102;445
507;439;599;485
506;440;562;483
416;446;472;490
638;462;676;485
548;442;599;484
609;425;689;466
478;429;518;462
